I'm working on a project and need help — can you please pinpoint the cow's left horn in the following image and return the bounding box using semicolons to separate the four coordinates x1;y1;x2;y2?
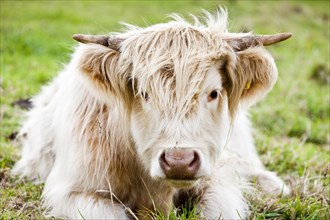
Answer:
73;34;123;51
225;33;292;51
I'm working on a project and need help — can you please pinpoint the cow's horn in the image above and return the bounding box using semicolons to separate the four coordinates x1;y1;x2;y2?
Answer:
73;34;123;51
225;33;292;51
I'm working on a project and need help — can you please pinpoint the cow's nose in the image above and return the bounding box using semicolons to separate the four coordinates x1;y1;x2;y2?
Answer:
159;148;200;179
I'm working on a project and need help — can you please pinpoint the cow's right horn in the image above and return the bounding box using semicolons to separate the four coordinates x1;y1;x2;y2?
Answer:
225;33;292;51
73;34;123;51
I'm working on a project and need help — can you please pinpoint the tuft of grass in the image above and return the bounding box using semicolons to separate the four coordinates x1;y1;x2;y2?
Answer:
1;0;329;219
0;168;45;219
248;173;330;220
144;203;201;220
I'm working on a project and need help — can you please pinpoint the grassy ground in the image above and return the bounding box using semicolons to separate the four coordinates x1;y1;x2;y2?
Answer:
1;0;329;219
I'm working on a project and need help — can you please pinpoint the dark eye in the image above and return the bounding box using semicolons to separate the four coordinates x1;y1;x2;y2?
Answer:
207;90;219;102
142;92;149;101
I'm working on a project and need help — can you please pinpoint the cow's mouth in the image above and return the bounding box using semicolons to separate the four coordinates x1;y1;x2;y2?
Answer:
166;178;199;189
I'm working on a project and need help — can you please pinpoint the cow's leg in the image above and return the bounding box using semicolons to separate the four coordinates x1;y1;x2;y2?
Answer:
12;134;54;182
198;184;248;219
12;81;59;182
43;191;128;219
228;149;290;196
233;152;291;196
11;116;55;182
190;160;249;219
232;113;290;196
249;166;291;196
237;144;290;195
42;173;128;219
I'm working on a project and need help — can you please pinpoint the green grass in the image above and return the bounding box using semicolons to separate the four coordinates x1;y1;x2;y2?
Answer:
1;0;329;219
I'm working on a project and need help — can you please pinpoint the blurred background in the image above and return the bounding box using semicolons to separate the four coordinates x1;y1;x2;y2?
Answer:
1;1;329;219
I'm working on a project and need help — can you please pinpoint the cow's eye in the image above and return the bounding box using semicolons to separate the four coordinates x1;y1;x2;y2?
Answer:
207;90;219;102
142;92;149;101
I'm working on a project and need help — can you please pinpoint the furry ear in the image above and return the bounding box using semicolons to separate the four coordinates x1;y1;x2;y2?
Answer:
236;47;278;107
76;45;132;104
224;47;278;115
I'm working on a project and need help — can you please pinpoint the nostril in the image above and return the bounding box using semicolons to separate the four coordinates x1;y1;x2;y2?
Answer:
159;152;171;171
188;151;200;170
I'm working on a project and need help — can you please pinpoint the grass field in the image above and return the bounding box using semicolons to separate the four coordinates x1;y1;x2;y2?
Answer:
1;1;329;219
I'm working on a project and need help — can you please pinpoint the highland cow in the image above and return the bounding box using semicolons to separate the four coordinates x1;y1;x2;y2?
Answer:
13;9;291;219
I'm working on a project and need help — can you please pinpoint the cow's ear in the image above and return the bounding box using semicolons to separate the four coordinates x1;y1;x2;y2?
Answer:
236;47;278;107
75;44;132;104
223;33;291;114
224;47;278;115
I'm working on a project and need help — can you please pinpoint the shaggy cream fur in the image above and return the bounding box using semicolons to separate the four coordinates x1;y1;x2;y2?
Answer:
13;9;289;219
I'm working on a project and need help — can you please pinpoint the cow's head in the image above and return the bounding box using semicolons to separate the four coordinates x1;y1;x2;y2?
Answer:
73;11;291;188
